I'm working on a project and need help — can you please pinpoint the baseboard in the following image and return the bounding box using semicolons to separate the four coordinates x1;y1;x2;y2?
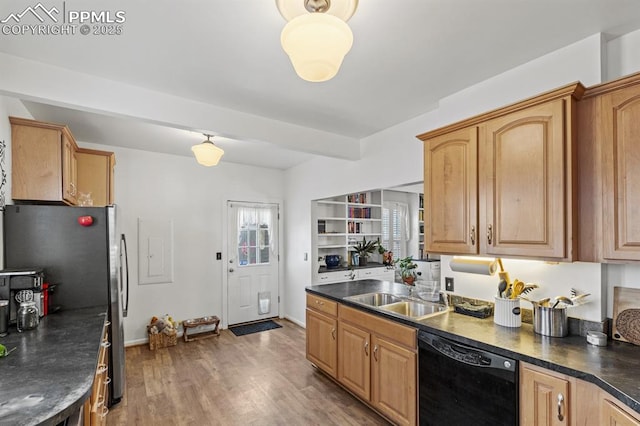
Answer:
285;315;305;328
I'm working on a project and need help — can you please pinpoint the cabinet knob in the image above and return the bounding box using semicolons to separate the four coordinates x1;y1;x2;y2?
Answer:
487;224;493;245
557;393;565;421
364;341;369;356
373;344;378;361
470;226;476;246
331;328;336;340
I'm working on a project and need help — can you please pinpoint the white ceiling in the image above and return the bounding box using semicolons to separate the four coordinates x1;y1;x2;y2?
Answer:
2;0;640;169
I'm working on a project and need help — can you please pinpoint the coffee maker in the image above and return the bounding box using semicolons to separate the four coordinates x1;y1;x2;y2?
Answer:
0;268;44;324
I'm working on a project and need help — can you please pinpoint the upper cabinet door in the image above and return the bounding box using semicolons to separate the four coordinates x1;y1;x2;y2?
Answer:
602;84;640;261
424;126;478;254
481;99;568;259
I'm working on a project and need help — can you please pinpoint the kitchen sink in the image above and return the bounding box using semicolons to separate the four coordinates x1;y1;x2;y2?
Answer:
379;300;449;320
344;292;449;321
344;292;404;306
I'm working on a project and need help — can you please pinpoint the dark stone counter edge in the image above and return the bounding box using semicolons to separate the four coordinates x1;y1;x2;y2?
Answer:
45;385;93;426
306;286;640;415
318;262;391;274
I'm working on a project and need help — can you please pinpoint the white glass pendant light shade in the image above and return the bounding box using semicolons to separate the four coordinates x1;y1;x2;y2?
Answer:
281;13;353;82
191;136;224;166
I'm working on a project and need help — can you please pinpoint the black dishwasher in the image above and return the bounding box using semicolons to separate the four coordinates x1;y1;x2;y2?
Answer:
418;330;518;426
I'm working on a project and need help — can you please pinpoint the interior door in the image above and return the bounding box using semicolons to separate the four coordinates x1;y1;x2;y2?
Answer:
227;202;280;325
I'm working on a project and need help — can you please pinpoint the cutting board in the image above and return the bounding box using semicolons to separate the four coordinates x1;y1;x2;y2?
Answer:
612;286;640;345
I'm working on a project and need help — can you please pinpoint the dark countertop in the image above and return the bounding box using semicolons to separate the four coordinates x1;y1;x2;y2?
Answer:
306;280;640;415
0;306;107;426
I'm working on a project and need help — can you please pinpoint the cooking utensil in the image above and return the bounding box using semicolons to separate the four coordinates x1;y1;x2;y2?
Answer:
552;296;573;309
570;293;591;305
510;280;524;299
498;279;507;298
520;296;550;307
612;287;640;345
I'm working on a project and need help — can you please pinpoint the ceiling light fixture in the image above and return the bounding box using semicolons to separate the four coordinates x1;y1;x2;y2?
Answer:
277;0;358;82
191;134;224;167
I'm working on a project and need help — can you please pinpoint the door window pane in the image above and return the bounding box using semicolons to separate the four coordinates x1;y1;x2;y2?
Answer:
237;206;274;266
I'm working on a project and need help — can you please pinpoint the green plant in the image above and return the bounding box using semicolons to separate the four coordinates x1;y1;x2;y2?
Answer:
396;256;418;282
352;237;379;258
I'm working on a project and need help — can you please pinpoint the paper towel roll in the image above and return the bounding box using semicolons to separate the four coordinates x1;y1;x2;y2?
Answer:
449;257;498;275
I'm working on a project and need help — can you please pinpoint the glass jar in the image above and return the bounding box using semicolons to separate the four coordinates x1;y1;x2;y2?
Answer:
16;301;39;332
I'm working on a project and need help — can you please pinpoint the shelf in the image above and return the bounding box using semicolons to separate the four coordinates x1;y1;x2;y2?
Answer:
317;200;346;206
347;218;381;222
317;217;347;221
347;202;381;208
318;245;348;249
318;233;347;237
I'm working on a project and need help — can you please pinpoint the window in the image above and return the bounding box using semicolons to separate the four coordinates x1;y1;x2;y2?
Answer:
237;206;273;266
382;202;409;259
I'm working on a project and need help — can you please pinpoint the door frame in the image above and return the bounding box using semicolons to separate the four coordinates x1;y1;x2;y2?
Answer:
221;198;284;329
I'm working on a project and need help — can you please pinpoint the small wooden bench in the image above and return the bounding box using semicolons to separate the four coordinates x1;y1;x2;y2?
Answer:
182;316;220;342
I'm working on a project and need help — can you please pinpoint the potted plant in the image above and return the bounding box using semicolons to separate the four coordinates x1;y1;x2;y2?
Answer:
352;237;379;266
396;256;418;285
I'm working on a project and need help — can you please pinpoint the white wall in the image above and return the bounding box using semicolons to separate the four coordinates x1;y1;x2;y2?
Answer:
283;33;625;325
607;29;640;80
85;141;285;344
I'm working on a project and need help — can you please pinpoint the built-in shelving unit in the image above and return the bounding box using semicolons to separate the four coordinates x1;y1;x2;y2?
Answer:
312;191;393;284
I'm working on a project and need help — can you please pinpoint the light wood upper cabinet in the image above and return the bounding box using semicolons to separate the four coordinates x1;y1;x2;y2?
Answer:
11;117;78;205
424;126;478;254
76;148;116;206
481;99;570;258
10;117;115;206
420;84;582;260
577;72;640;262
600;80;640;261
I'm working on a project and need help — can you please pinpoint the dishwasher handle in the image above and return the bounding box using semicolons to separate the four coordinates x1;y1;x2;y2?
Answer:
419;331;517;374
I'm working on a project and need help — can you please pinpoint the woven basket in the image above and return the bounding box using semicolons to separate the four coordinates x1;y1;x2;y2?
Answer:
147;327;177;350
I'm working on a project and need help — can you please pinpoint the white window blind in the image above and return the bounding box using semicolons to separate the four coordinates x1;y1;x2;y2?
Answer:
382;202;409;259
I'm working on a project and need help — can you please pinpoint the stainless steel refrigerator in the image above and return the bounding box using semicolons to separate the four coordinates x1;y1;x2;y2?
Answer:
3;204;129;407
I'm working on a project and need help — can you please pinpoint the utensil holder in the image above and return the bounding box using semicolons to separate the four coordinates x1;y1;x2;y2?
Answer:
494;297;521;328
533;305;568;337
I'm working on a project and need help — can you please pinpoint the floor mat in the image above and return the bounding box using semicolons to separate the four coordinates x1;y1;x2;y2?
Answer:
229;320;282;336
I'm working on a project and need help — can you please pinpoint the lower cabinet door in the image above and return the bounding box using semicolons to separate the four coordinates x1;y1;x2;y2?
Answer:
371;336;416;426
521;364;570;426
338;321;371;401
601;398;640;426
305;309;337;378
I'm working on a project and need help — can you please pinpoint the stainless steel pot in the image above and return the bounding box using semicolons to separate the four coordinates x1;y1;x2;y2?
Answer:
533;305;568;337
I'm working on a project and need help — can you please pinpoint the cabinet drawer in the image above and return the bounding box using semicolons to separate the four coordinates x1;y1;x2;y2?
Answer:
339;304;416;350
357;267;392;279
317;270;356;283
306;294;338;317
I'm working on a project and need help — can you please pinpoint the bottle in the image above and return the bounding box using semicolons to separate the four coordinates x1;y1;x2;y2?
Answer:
16;301;39;332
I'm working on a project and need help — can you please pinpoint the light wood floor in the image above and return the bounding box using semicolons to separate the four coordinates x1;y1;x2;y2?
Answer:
107;319;389;425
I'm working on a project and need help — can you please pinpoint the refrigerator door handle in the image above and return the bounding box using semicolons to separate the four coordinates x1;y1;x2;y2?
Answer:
120;234;130;318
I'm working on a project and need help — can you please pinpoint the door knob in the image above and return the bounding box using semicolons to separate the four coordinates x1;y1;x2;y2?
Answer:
229;268;234;273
